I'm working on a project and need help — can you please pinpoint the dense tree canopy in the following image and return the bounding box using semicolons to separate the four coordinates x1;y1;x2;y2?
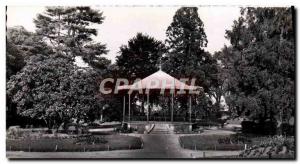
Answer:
6;26;53;80
218;7;295;123
7;54;101;128
6;39;24;80
7;26;53;59
116;33;165;80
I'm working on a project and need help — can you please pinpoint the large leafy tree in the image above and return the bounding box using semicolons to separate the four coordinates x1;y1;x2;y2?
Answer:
34;6;109;69
7;54;101;129
116;33;165;80
7;7;111;128
6;26;55;127
219;7;295;124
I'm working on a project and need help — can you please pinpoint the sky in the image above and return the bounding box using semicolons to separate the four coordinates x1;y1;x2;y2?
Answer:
7;6;241;63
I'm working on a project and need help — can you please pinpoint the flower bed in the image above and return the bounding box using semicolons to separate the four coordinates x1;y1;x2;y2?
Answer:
6;134;142;152
179;134;245;151
239;136;295;159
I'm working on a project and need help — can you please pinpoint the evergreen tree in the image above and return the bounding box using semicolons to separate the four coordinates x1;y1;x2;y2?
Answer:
163;7;219;117
163;7;217;92
34;6;109;68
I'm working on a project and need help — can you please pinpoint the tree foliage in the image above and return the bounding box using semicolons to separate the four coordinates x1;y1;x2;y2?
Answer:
7;54;101;128
162;7;219;116
116;33;165;80
34;6;109;68
163;7;218;92
6;26;53;80
6;39;24;80
6;7;110;128
166;7;207;52
7;26;53;59
218;7;295;123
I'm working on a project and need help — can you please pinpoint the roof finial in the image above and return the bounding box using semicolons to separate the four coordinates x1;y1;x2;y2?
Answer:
159;62;162;71
158;56;162;71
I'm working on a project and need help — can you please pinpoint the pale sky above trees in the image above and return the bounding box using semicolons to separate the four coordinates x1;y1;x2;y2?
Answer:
7;6;240;63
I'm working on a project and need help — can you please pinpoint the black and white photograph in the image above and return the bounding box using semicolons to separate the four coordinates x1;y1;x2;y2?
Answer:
5;4;296;160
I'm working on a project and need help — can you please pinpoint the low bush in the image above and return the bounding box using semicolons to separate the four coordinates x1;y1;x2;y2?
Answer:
173;124;191;134
195;120;220;127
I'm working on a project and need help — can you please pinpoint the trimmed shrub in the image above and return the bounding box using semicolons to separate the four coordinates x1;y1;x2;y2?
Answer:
241;120;277;135
173;124;193;134
262;120;277;135
195;120;220;127
191;123;198;130
281;123;295;136
241;121;256;134
115;124;134;133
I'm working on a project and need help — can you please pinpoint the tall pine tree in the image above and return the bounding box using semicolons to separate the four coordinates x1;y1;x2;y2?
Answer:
34;6;109;70
163;7;219;118
163;7;217;92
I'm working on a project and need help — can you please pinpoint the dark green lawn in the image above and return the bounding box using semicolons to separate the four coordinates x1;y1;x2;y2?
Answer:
7;134;142;152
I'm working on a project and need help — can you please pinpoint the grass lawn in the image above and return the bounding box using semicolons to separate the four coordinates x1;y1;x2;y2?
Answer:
7;134;142;152
179;135;245;151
